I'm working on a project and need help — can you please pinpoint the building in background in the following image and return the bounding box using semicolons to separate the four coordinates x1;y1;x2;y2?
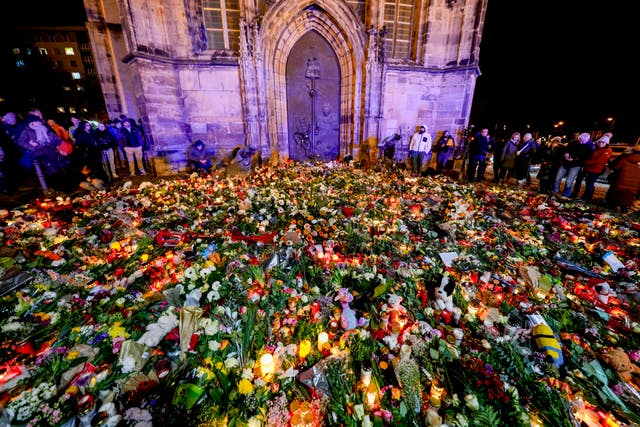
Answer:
85;0;487;167
0;26;107;122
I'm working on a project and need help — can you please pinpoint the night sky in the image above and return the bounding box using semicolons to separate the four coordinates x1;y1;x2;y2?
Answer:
471;2;638;141
3;1;637;141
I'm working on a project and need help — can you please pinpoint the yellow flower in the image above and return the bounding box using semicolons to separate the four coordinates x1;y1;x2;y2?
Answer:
108;323;130;338
197;366;215;381
238;378;254;395
67;350;79;360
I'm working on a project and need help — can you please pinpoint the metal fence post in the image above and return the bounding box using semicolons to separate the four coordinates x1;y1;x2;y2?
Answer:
32;160;49;194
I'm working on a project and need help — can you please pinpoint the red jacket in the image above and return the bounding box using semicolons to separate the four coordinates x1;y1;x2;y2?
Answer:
583;146;612;174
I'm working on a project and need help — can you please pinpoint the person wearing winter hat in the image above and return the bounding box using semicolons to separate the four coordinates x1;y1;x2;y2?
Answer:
15;114;63;177
571;132;613;198
408;124;432;176
577;134;612;201
597;132;612;145
188;139;212;173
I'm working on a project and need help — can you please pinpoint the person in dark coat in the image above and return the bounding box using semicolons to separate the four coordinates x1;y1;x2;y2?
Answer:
605;140;640;211
552;132;594;198
435;130;456;174
0;112;22;192
514;132;537;186
15;115;62;176
188;140;213;172
120;118;146;176
73;120;106;181
497;132;519;184
95;121;119;179
466;128;492;182
537;136;564;194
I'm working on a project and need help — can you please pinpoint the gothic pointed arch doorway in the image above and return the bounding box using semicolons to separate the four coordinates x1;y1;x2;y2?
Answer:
286;31;341;161
260;0;367;162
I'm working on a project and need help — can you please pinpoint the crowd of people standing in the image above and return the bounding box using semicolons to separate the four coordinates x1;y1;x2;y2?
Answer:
381;124;640;213
2;110;640;214
0;108;150;195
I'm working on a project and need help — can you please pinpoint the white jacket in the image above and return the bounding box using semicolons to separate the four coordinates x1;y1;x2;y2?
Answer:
409;125;432;153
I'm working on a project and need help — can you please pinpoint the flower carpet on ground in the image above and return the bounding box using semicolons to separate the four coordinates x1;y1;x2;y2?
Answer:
0;162;639;426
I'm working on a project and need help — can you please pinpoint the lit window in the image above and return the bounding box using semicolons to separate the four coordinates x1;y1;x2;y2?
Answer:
65;47;75;56
203;0;240;51
16;60;25;68
383;0;416;60
12;48;20;55
71;72;81;80
40;48;48;55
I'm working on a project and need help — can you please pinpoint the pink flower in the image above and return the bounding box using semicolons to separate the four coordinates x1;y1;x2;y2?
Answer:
628;350;640;363
112;336;126;354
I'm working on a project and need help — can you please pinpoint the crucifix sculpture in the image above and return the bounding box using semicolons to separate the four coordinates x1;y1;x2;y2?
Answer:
305;57;320;157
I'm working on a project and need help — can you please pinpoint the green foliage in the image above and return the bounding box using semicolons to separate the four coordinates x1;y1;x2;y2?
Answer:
340;223;372;255
325;358;356;424
241;304;258;360
543;303;588;334
470;405;501;427
348;333;380;364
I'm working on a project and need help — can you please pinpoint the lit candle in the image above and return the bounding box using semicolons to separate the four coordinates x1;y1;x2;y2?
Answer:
259;353;274;377
317;332;329;351
365;382;378;408
360;367;372;388
310;301;320;321
430;380;444;407
467;303;479;317
298;339;311;359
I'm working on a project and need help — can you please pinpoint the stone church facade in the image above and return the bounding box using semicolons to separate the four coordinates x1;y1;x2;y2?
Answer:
83;0;487;168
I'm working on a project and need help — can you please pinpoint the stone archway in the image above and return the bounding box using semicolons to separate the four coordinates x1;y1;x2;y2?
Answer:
259;1;366;161
286;31;341;161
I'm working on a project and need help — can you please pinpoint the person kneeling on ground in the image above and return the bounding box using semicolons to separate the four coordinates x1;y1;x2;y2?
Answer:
188;140;213;173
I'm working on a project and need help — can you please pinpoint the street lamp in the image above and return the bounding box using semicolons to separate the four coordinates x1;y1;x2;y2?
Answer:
606;117;615;132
